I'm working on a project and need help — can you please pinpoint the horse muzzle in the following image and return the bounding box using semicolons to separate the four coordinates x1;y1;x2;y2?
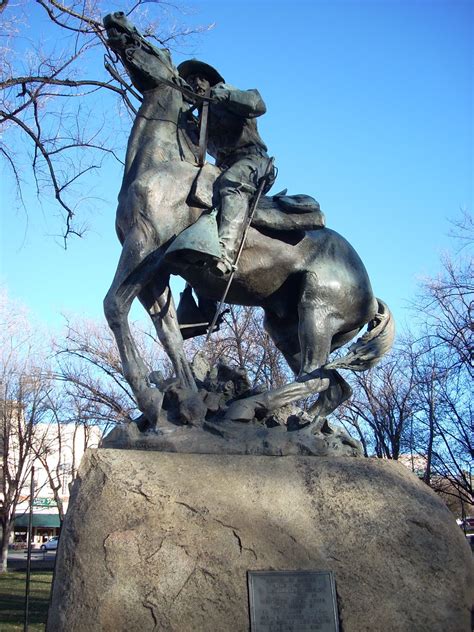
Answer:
103;13;139;50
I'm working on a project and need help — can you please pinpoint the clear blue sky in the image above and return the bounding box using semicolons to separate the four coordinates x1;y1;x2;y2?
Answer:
1;0;472;335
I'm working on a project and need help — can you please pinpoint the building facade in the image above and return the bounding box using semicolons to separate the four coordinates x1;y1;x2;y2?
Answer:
12;423;102;547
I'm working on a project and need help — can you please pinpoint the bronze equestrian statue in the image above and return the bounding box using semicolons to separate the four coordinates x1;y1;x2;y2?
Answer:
102;12;395;433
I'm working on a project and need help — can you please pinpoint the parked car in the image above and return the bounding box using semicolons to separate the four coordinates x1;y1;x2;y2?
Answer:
464;517;474;531
40;536;59;551
466;533;474;553
458;516;474;533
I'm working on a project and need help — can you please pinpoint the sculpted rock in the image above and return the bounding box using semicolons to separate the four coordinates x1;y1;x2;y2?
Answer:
102;361;363;457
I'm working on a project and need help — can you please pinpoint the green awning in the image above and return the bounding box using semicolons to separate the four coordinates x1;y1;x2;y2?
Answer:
14;513;61;528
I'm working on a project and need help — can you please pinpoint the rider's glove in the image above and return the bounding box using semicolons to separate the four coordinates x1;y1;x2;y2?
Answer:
211;84;230;103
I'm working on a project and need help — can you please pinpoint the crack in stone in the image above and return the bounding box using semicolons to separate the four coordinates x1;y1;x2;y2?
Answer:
102;533;114;579
328;554;342;562
209;517;258;559
232;529;257;559
173;566;197;604
233;530;243;554
408;518;435;535
145;537;167;562
130;483;155;504
175;501;200;514
246;547;258;560
201;568;217;581
213;517;239;530
143;593;159;631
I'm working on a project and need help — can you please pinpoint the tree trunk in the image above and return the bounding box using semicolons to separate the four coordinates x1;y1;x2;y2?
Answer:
0;523;12;573
423;398;435;486
55;495;65;524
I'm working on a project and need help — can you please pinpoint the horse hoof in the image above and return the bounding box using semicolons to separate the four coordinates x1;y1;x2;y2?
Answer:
224;398;264;423
296;368;325;383
138;387;164;428
135;414;154;433
318;377;330;391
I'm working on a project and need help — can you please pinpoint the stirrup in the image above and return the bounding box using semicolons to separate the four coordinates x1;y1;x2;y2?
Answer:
208;256;235;278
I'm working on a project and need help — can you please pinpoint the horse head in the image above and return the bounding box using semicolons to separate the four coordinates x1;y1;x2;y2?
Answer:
103;12;141;49
103;12;176;93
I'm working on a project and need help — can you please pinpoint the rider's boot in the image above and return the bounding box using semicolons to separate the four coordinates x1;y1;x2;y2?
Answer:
210;188;251;277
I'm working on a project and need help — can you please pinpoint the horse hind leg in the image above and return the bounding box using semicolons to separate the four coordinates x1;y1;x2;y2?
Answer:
308;369;352;428
236;274;345;417
307;326;362;425
297;270;338;379
299;287;361;424
263;310;301;376
264;302;334;380
224;308;331;422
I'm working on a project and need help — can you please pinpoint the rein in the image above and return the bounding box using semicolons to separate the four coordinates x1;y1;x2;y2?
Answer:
119;35;216;105
159;75;216;105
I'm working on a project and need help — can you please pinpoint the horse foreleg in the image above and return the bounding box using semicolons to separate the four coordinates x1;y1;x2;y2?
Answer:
139;281;197;393
104;230;168;426
104;283;164;425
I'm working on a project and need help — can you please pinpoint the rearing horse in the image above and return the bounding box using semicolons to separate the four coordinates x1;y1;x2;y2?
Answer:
103;12;395;428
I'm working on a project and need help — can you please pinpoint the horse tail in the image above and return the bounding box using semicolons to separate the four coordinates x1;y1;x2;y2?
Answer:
325;299;395;372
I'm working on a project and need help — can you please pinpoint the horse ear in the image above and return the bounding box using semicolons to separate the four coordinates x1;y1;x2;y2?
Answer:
161;48;172;64
156;47;176;75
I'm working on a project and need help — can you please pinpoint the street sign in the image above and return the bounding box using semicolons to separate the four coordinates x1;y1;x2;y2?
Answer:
32;498;57;508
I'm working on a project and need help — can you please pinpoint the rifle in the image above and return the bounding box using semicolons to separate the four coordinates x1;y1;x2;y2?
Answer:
198;86;211;167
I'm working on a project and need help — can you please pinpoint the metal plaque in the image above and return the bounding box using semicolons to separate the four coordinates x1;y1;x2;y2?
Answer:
248;570;339;632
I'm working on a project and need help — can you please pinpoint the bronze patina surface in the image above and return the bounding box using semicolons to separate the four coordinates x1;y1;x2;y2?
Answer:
102;12;395;446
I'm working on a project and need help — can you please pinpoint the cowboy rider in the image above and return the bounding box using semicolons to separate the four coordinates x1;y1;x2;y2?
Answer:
178;59;275;277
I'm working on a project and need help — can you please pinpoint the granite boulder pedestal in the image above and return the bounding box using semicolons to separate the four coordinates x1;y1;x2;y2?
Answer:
47;448;473;632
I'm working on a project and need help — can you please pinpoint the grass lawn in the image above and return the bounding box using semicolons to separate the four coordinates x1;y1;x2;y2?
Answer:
0;570;53;631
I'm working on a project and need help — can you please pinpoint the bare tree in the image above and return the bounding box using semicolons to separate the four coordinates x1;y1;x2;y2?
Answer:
410;212;473;506
408;341;473;508
32;405;69;524
335;213;473;514
1;0;211;242
414;212;473;378
186;305;290;390
54;315;171;426
427;372;472;508
32;390;103;524
0;289;53;572
334;343;419;459
336;331;472;511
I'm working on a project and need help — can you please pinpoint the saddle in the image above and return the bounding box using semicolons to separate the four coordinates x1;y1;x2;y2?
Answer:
169;165;326;339
189;163;325;232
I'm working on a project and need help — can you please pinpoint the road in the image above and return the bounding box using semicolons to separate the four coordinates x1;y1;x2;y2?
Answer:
7;549;57;571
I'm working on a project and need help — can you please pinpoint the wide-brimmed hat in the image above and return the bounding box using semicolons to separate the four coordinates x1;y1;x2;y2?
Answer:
177;59;224;86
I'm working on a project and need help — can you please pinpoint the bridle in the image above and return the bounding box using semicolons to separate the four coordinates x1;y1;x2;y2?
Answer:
108;27;216;105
